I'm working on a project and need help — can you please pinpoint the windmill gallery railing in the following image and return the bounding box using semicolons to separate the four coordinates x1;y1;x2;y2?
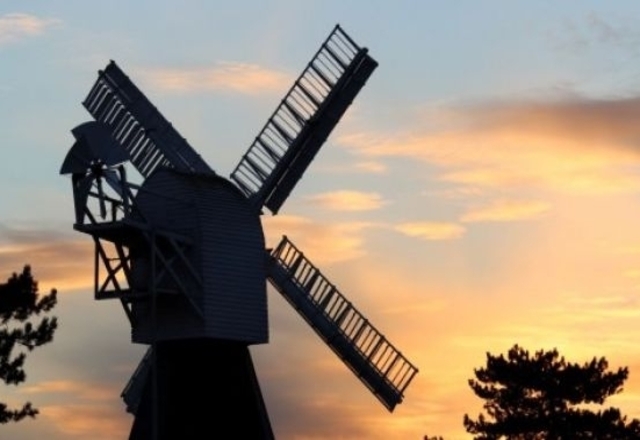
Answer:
230;24;378;214
266;236;418;411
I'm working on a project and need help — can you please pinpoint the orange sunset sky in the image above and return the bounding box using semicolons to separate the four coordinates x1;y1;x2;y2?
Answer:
3;2;640;439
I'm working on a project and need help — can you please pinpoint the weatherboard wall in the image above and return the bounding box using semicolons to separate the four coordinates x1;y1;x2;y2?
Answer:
129;169;268;344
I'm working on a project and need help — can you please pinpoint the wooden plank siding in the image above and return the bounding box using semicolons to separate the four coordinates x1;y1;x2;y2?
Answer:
130;169;268;344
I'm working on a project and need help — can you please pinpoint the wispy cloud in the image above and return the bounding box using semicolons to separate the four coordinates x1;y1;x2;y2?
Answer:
0;13;60;46
23;380;114;401
460;199;551;223
354;160;387;174
394;221;466;241
341;96;640;197
42;404;129;440
315;159;388;176
624;268;640;279
138;62;291;95
550;12;640;55
5;378;130;439
0;224;93;291
587;12;625;46
308;190;386;212
263;215;373;264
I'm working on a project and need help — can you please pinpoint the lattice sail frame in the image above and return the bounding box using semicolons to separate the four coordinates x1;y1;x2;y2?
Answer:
267;236;418;411
230;25;378;214
84;61;214;177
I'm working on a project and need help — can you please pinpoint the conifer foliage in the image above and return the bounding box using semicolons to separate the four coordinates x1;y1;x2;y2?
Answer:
0;265;57;423
464;344;640;439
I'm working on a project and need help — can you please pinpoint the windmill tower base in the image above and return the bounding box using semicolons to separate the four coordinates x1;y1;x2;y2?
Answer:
129;339;274;440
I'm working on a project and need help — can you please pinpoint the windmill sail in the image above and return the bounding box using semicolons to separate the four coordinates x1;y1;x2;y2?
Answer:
83;61;214;178
266;236;418;411
230;25;378;214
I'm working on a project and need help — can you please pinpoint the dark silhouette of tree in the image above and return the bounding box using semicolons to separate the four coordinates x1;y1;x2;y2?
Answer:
424;435;445;440
0;265;57;423
463;344;640;439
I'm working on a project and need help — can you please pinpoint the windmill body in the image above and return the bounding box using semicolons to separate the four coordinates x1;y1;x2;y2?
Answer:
129;169;267;344
60;25;418;438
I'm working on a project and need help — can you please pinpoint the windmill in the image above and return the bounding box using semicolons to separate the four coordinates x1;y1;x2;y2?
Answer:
60;25;418;439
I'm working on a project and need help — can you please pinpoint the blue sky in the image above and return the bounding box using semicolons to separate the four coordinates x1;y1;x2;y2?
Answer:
3;2;640;439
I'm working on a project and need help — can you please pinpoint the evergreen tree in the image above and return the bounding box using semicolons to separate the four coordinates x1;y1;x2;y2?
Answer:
0;265;57;423
463;344;640;439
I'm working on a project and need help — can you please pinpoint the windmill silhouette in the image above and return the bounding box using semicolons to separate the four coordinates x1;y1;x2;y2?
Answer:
60;25;418;439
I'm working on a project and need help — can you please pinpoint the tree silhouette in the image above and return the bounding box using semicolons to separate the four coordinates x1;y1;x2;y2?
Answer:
0;265;57;423
464;344;640;439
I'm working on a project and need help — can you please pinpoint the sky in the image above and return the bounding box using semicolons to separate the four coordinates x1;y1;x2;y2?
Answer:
2;1;640;439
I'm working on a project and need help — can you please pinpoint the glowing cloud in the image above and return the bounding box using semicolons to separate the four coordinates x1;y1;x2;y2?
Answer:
460;199;551;223
262;215;373;264
340;96;640;196
355;161;387;174
41;404;129;440
23;380;114;401
308;190;386;211
139;62;291;95
0;225;93;292
316;160;388;175
624;268;640;279
394;221;466;241
0;13;60;45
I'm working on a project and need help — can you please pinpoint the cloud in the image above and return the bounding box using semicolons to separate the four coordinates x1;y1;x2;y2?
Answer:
550;12;640;55
0;224;93;291
307;190;387;211
340;96;640;197
394;222;465;241
262;215;373;265
23;380;114;401
587;12;624;45
314;159;388;176
3;376;131;439
138;62;291;95
624;268;640;279
0;13;60;45
460;199;551;223
41;404;130;440
354;161;387;174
